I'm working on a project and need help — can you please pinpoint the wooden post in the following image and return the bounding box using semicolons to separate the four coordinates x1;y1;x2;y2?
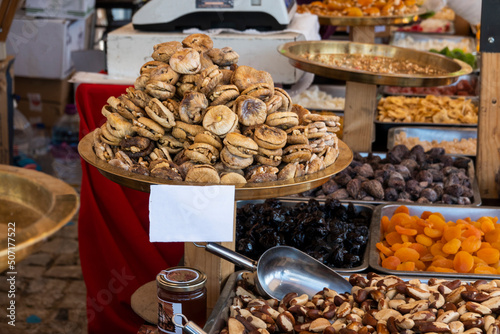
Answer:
342;26;376;152
477;0;500;199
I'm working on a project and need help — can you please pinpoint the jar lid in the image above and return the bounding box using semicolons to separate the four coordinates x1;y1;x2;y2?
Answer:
156;267;207;292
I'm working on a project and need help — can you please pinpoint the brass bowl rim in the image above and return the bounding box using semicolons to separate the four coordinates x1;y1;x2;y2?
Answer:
278;40;473;80
0;165;80;258
78;130;353;200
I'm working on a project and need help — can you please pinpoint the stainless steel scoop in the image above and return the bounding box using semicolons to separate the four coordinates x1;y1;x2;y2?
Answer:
194;243;352;300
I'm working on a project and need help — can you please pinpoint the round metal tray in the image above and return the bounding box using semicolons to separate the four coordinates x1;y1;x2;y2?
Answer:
0;165;79;272
317;8;428;26
78;131;353;200
278;41;473;87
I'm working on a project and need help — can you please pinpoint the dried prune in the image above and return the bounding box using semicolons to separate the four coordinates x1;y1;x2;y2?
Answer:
236;199;371;269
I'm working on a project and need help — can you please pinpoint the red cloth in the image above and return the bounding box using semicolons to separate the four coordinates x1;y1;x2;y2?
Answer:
76;83;184;334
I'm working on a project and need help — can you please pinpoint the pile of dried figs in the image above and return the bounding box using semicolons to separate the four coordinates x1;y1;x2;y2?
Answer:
302;145;475;205
92;33;341;184
236;199;371;269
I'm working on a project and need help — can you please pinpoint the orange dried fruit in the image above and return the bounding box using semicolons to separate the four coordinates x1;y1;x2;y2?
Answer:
394;205;410;215
430;242;446;257
382;255;401;270
386;231;403;246
396;261;416;271
474;266;497;275
394;247;420;262
424;227;443;239
431;255;453;269
485;229;500;244
479;217;496;234
409;243;428;257
345;7;363;16
395;225;418;236
381;215;391;232
442;238;462;255
416;234;433;247
443;225;463;242
453;251;474;273
461;236;481;253
477;247;500;264
376;242;394;257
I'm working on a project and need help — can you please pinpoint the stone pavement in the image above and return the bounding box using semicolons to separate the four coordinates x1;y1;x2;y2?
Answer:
0;217;88;333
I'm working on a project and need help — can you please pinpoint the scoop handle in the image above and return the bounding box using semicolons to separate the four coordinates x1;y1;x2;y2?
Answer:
195;242;258;271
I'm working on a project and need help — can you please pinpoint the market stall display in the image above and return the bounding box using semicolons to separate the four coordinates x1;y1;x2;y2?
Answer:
382;74;479;97
390;31;477;54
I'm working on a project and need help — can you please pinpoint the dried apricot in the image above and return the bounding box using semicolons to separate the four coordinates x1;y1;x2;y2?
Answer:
394;247;420;262
430;242;446;257
461;236;481;253
443;225;463;242
397;261;416;271
381;215;391;232
414;259;426;270
409;243;428;257
431;255;453;269
474;266;497;275
396;225;417;236
479;217;496;234
386;231;403;246
394;205;410;215
477;247;500;264
401;234;416;243
424;227;442;239
416;234;433;247
442;238;462;255
376;242;394;257
382;256;401;270
453;251;474;273
345;7;363;16
485;229;500;244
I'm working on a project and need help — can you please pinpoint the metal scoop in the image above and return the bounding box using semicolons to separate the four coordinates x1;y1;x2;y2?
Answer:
194;243;352;300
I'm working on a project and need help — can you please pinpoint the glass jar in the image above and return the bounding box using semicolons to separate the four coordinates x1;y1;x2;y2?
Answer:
156;267;207;334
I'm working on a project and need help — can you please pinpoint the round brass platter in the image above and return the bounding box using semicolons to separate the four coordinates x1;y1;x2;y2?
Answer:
78;130;353;200
316;8;428;26
278;41;473;87
0;165;79;272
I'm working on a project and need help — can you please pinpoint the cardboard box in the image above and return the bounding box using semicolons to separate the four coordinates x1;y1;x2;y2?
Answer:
15;76;71;104
25;0;95;20
14;75;72;128
17;99;66;128
0;56;15;164
107;24;306;85
6;15;86;79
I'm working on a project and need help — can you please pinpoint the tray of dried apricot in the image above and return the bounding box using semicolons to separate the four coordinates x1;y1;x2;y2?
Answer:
370;203;500;279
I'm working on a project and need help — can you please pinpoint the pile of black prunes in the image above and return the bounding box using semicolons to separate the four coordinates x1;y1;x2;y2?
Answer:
236;198;370;269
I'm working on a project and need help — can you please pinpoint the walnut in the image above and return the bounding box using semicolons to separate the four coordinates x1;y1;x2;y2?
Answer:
387;144;410;164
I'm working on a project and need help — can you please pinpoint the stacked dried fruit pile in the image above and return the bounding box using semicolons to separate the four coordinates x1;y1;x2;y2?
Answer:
377;205;500;275
225;272;500;334
92;33;342;184
297;0;420;17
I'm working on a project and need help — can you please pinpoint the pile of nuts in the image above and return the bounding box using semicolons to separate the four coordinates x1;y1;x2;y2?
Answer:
92;33;341;184
297;0;420;17
300;144;475;205
224;272;500;334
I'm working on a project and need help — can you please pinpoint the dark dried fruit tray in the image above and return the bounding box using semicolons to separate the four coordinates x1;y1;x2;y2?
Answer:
236;199;374;273
278;152;481;207
369;203;500;280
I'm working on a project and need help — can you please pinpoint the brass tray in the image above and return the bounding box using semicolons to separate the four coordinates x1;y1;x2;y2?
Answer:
278;41;472;87
0;165;79;272
78;130;353;200
317;8;427;26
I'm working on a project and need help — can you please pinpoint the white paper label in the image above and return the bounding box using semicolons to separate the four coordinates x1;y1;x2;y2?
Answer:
149;185;235;242
27;93;42;112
